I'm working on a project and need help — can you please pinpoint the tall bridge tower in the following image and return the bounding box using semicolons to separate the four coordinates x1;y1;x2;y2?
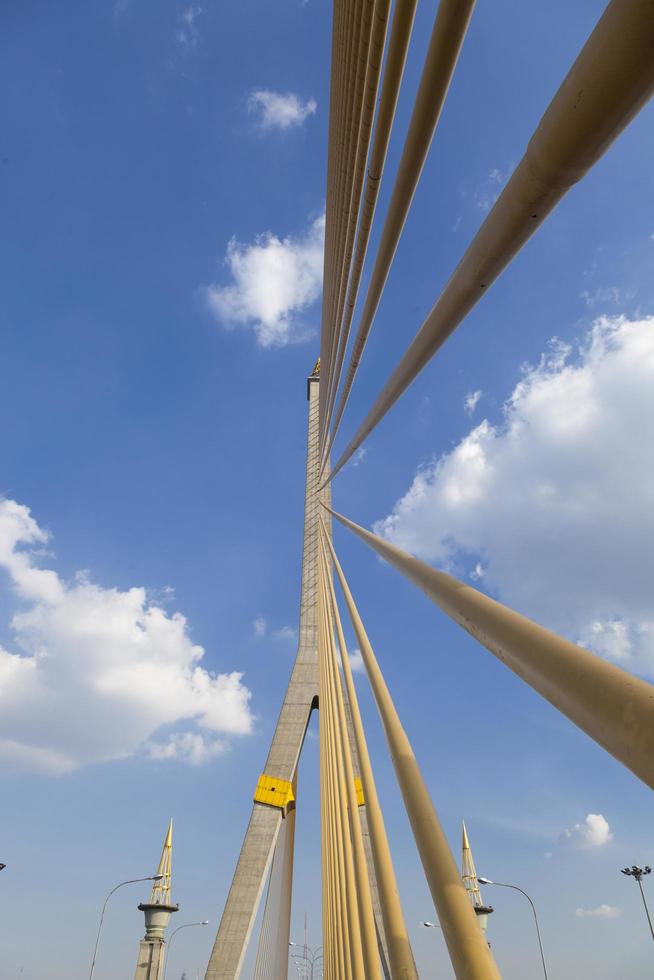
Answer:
205;363;390;980
202;0;654;976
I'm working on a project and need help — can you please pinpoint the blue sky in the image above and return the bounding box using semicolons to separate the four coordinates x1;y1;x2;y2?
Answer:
1;1;654;978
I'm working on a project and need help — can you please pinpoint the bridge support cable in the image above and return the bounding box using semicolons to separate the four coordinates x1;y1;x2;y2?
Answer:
319;541;384;979
320;0;417;461
324;0;383;402
323;525;502;980
318;544;378;979
318;545;350;979
320;0;374;435
321;0;475;471
328;506;654;792
318;548;363;978
319;521;419;980
319;0;397;452
319;0;358;433
325;0;654;483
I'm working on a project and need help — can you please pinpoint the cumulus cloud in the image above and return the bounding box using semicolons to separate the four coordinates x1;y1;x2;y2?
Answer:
348;649;365;674
575;904;621;919
253;617;267;638
376;316;654;675
248;90;317;131
177;6;202;50
464;389;482;416
273;625;297;643
0;498;253;774
561;813;613;849
352;447;368;467
204;213;324;347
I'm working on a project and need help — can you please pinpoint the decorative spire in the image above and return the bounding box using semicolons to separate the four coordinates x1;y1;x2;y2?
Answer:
149;819;173;905
461;821;493;935
461;820;483;908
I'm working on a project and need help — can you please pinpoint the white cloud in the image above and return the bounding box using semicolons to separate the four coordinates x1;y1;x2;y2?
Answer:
349;649;365;674
273;625;297;643
0;497;253;774
376;316;654;675
146;731;227;766
253;617;267;638
561;813;613;849
575;904;621;919
352;447;368;467
248;90;317;131
475;167;509;211
177;5;202;50
204;213;324;347
464;389;482;416
580;285;621;308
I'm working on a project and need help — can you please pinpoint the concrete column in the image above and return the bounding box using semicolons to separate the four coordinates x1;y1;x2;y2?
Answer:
204;372;393;980
204;375;322;980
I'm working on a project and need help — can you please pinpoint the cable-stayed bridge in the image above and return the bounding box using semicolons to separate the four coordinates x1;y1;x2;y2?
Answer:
203;2;654;977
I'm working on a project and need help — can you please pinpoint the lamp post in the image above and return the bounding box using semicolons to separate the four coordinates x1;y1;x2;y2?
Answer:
477;877;549;980
162;921;209;980
289;942;323;979
89;874;164;980
621;865;654;942
421;921;442;930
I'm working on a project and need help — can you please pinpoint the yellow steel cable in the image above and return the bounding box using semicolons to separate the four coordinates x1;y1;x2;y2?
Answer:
321;0;391;444
324;524;503;980
326;0;654;482
320;0;417;462
322;0;375;434
319;520;419;980
321;559;361;979
320;537;390;980
318;550;335;979
320;0;358;430
321;0;364;376
319;567;342;979
319;562;351;977
328;505;654;791
319;541;381;979
328;0;375;427
322;0;476;469
320;574;366;980
330;0;475;468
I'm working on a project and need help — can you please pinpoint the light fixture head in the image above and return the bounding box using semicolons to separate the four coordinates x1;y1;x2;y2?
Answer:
477;876;493;885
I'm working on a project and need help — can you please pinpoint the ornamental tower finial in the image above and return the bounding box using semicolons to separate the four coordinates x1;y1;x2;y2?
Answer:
461;821;494;936
134;820;179;980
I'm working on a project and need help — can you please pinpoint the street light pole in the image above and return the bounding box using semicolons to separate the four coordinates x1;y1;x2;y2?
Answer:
289;942;323;980
162;921;209;980
88;875;163;980
477;877;549;980
621;865;654;942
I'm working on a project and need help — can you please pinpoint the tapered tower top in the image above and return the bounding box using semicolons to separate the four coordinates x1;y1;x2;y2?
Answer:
148;819;174;906
461;821;493;934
